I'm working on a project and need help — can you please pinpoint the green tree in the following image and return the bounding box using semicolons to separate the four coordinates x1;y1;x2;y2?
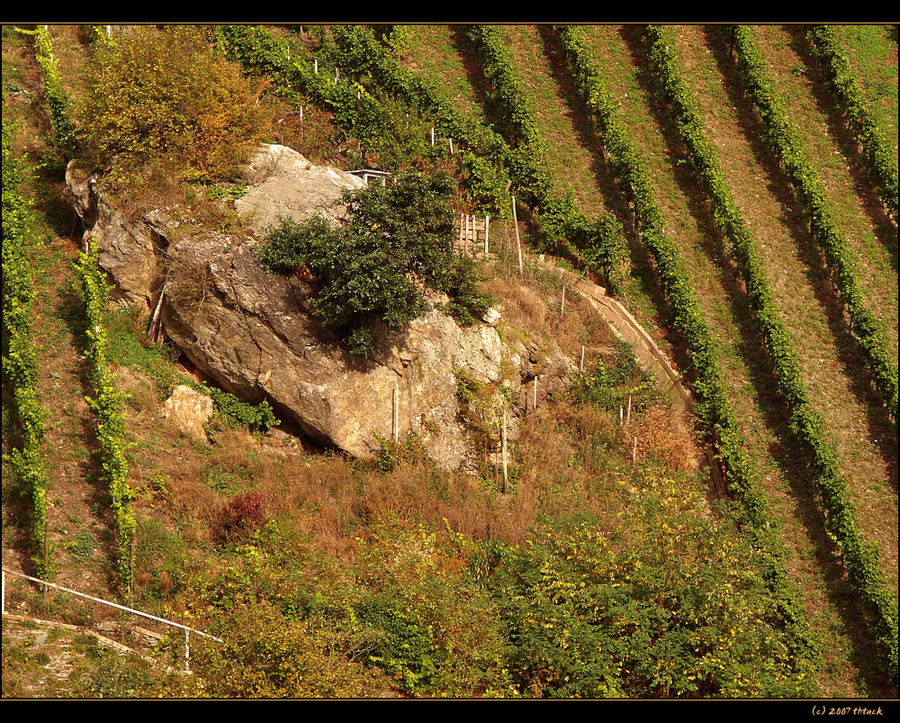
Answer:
259;170;492;357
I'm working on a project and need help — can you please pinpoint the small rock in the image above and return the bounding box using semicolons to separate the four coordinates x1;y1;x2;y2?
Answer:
162;385;214;443
480;306;502;326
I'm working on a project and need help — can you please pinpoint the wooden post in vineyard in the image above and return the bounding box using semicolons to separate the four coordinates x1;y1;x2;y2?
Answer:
465;214;470;254
501;409;509;493
485;215;490;256
580;345;585;373
512;195;522;274
392;383;399;444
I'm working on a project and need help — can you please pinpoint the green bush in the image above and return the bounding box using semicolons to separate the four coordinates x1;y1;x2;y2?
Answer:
258;170;492;357
80;26;269;182
489;482;819;698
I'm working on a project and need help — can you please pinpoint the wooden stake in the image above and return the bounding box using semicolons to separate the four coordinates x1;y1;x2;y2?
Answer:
485;215;490;255
431;127;435;146
299;106;303;126
512;195;522;274
449;138;454;154
465;214;470;254
501;410;509;494
580;345;585;373
533;376;538;412
632;435;637;465
392;384;399;444
626;394;632;425
314;58;318;74
148;278;168;342
561;287;566;315
620;406;623;426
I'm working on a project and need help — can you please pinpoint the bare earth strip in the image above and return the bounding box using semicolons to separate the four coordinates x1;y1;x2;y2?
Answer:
681;20;898;588
401;24;486;123
833;24;899;158
583;24;893;696
677;25;898;694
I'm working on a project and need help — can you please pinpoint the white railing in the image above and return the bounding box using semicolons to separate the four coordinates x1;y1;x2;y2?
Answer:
1;567;221;672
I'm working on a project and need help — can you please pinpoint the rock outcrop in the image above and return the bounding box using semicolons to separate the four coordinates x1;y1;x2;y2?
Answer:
67;145;574;470
161;385;214;443
234;144;367;235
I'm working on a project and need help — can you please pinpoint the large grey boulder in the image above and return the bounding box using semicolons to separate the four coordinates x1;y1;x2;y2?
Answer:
159;232;532;469
234;144;367;235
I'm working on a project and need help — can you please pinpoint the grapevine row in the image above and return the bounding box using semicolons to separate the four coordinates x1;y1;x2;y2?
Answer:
725;25;898;421
466;24;630;291
17;26;78;159
1;121;53;578
75;242;136;594
643;24;897;682
554;25;824;682
805;25;898;221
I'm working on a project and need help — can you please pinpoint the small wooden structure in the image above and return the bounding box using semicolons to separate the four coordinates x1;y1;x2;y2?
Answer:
348;169;391;186
454;214;491;255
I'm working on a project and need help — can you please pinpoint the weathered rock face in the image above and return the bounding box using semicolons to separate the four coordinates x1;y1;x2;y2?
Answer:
65;166;164;307
66;145;574;469
234;144;367;235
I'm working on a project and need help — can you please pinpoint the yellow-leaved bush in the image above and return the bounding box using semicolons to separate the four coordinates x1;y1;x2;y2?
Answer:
80;26;269;182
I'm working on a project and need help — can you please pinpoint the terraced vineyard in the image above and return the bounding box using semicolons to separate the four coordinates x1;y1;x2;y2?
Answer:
2;23;897;699
393;22;898;694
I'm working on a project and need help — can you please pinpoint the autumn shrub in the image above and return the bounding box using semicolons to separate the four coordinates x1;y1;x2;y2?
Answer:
215;492;267;544
79;26;269;182
487;475;820;698
193;601;391;698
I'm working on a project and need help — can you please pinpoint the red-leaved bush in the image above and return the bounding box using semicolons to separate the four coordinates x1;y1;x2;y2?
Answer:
215;492;267;543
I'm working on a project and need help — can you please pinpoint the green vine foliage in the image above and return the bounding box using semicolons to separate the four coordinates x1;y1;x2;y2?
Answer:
555;25;767;524
75;242;136;593
644;24;896;683
15;26;78;161
806;25;898;221
726;25;897;422
554;26;835;680
467;25;630;292
1;120;53;578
